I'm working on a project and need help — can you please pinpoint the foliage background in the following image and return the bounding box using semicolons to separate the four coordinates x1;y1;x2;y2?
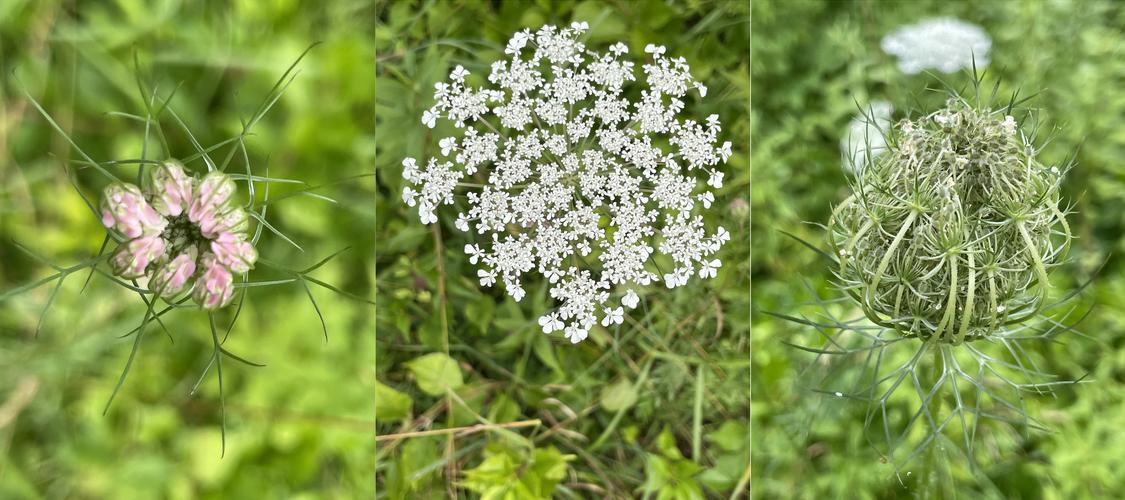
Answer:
0;0;375;497
751;0;1125;497
375;0;749;498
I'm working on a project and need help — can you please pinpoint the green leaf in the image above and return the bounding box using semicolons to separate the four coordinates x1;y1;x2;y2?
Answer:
706;420;748;453
699;452;748;493
375;381;413;423
405;353;464;396
600;377;638;413
461;443;574;499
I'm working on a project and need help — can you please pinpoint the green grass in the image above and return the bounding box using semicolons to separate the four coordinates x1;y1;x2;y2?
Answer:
375;1;750;498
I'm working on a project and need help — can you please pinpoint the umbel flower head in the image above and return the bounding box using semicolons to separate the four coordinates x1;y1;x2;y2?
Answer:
881;17;992;75
100;161;258;309
402;22;730;343
828;98;1071;344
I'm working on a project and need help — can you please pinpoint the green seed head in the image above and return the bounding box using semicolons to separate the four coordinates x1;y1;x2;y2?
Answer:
829;98;1071;343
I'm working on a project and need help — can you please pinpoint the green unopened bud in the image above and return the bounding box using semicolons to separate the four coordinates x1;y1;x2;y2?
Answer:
829;99;1071;344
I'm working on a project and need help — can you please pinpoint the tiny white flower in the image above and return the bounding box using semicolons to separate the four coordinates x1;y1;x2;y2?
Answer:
644;44;666;57
451;65;470;81
564;324;588;343
571;21;589;31
698;259;721;279
601;306;624;326
539;313;564;333
510;285;525;302
719;141;733;163
622;289;639;309
1002;115;1017;136
402;187;417;207
699;191;714;209
422;109;438;128
706;114;720;129
439;137;457;156
708;170;724;189
716;226;730;244
464;243;482;264
478;269;496;287
455;214;470;232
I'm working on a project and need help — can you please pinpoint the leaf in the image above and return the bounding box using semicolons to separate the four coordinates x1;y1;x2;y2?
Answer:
600;378;638;413
699;452;748;493
405;353;463;396
461;443;574;499
655;426;684;459
375;381;413;423
706;420;748;453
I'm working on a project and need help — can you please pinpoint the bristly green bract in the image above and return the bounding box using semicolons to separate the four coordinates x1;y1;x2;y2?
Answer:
782;71;1092;474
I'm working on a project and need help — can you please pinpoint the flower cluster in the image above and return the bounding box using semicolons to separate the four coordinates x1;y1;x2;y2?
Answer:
841;101;893;174
828;99;1070;343
881;17;991;74
402;23;730;343
100;161;258;309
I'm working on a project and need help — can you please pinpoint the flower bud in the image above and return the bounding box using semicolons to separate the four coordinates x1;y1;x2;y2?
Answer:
100;183;166;238
193;253;234;310
210;232;257;273
189;171;237;229
197;206;249;239
147;160;194;217
110;235;167;279
829;100;1069;343
148;248;198;298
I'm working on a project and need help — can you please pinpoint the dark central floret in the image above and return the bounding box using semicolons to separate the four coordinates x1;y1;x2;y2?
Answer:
162;214;206;254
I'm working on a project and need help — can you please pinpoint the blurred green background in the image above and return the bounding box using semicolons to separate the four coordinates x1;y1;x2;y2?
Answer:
1;0;375;498
375;0;749;498
752;0;1125;497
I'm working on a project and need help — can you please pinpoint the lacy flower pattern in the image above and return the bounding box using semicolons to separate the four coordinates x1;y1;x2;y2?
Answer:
402;23;730;343
881;18;991;74
101;161;258;309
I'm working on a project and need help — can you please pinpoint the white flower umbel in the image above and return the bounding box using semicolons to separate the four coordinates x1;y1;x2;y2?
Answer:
881;18;991;74
841;101;893;175
402;23;729;343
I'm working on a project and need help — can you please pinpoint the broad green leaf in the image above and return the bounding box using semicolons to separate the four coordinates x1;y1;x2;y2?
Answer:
405;352;464;396
706;420;748;452
600;377;638;413
375;380;413;423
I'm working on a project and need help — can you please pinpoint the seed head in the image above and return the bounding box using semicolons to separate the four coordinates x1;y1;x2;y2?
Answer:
829;99;1071;343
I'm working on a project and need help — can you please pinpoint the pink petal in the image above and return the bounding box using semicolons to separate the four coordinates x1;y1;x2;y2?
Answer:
147;160;195;217
101;183;167;238
192;253;234;310
149;249;198;298
110;235;167;279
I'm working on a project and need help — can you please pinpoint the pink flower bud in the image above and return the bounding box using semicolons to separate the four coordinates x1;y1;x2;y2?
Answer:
100;183;166;239
148;248;198;298
193;253;234;310
109;235;167;279
211;232;257;273
147;160;194;217
197;206;249;239
188;172;237;229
